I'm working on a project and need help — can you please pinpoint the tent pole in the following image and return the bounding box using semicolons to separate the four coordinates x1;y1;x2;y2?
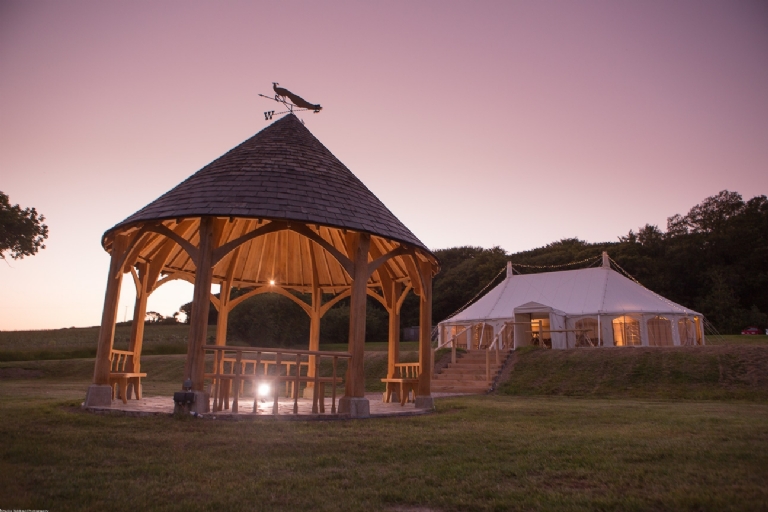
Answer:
598;314;601;347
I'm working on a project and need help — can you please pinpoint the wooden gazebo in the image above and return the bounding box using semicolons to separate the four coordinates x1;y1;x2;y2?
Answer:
84;114;439;417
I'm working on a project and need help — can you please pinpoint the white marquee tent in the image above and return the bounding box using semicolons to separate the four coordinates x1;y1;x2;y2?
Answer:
439;254;705;350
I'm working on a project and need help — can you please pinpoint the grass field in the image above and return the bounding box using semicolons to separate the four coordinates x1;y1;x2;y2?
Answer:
1;331;767;510
0;384;766;511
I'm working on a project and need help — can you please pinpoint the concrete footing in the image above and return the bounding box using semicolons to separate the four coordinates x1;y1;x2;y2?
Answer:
415;396;435;410
173;391;209;415
338;396;370;418
84;384;113;407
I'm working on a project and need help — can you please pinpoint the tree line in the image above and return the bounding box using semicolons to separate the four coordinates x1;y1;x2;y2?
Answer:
180;190;767;342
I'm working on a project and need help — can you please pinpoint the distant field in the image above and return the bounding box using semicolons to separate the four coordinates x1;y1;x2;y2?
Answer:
0;324;203;361
0;324;413;362
707;333;768;345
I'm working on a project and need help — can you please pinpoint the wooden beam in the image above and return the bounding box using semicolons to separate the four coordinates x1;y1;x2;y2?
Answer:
147;224;200;267
212;220;286;265
366;246;408;279
289;224;354;276
318;289;351;317
145;220;197;290
403;252;424;297
387;280;402;379
128;261;149;373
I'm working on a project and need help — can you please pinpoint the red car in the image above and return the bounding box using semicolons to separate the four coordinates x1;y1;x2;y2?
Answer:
741;327;762;335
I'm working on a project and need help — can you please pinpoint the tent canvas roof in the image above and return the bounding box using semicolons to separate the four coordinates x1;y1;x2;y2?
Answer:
444;267;700;323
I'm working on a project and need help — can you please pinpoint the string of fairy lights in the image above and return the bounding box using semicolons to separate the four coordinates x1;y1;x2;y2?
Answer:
507;255;602;274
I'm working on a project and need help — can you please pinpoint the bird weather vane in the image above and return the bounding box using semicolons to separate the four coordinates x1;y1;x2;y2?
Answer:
259;83;322;120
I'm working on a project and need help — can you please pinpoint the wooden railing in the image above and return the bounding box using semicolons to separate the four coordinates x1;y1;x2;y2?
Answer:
204;346;350;416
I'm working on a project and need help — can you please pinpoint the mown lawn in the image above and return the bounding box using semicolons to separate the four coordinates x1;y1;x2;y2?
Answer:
0;383;766;511
1;334;767;510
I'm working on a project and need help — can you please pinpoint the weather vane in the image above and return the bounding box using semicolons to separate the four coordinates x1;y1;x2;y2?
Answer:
259;83;322;120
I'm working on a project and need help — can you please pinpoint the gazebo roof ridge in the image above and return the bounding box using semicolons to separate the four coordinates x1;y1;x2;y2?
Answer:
104;114;430;253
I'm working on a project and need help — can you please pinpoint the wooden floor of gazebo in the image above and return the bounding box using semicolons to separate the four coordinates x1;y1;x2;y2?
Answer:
85;393;464;420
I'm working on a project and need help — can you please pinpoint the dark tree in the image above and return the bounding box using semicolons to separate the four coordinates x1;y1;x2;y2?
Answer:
0;191;49;260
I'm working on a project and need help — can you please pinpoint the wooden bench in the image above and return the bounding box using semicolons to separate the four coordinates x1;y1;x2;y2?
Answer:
108;349;146;404
381;363;420;406
206;357;343;415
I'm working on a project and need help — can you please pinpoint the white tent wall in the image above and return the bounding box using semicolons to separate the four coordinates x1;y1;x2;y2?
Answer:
550;312;567;349
514;315;532;349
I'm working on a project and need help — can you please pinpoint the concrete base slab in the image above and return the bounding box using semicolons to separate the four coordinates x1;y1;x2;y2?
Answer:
415;396;435;410
83;392;454;420
303;386;315;399
84;384;112;407
338;396;370;418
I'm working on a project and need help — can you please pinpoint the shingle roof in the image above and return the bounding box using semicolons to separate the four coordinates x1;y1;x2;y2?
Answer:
106;114;429;251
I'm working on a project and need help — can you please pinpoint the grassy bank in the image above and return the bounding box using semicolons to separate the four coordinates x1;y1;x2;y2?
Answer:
499;344;768;401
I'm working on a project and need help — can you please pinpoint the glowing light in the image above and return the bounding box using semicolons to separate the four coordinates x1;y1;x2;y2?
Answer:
269;279;275;286
258;383;271;397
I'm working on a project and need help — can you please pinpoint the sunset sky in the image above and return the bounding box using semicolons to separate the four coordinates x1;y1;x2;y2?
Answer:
2;1;767;331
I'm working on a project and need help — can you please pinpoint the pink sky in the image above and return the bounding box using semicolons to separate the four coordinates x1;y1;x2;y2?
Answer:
1;1;767;330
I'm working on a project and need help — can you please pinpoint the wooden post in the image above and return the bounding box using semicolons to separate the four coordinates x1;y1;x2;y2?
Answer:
387;280;402;379
308;244;321;372
185;217;215;396
85;234;129;407
128;261;149;374
303;243;322;398
339;233;371;417
215;278;232;346
215;243;241;348
93;234;129;386
416;257;433;408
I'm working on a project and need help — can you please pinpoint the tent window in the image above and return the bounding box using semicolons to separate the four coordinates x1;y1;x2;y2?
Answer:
446;324;471;349
472;323;494;349
531;317;551;348
575;318;598;347
678;318;695;346
612;316;641;346
647;316;673;346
